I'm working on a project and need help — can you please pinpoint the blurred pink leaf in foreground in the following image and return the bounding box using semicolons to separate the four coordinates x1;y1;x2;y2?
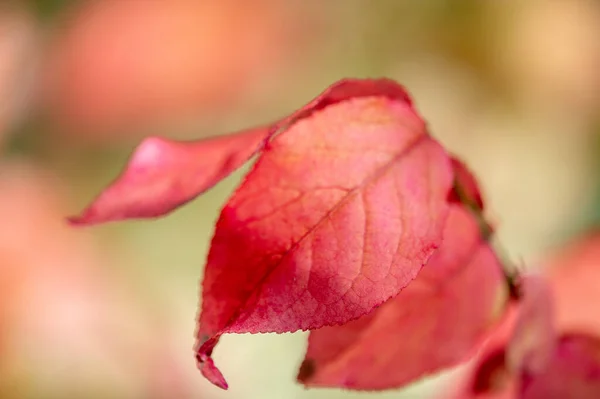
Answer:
0;161;196;398
44;0;314;140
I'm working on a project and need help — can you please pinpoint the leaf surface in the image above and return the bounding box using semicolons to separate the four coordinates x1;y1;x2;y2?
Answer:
297;205;507;390
196;91;454;388
70;78;413;225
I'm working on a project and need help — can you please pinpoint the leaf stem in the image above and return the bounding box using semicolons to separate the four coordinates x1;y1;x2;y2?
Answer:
452;181;522;300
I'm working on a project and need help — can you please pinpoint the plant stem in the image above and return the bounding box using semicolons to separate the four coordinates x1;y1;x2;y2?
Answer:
453;181;522;300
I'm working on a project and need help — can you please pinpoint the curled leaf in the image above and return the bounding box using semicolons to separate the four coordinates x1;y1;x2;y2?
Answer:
297;205;508;390
69;127;270;225
196;88;454;388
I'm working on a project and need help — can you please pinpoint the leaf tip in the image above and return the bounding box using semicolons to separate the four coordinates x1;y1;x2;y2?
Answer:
66;215;84;226
196;353;229;390
66;207;109;227
66;212;95;226
297;358;317;384
195;337;229;390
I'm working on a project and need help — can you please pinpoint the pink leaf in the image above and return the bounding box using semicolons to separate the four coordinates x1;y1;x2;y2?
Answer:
507;274;556;376
461;332;600;399
520;333;600;399
196;89;454;388
547;231;600;335
468;346;515;399
69;127;270;225
449;231;600;399
297;205;508;390
70;78;414;225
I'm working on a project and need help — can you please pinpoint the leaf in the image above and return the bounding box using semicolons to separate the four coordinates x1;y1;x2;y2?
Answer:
70;78;414;225
449;303;519;398
520;333;600;399
546;230;600;334
517;233;600;399
464;332;600;399
449;231;600;399
468;347;515;398
196;91;454;388
507;274;556;376
297;205;508;390
69;127;270;225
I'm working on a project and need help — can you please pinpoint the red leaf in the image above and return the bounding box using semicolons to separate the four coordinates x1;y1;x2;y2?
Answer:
449;231;600;399
520;333;600;399
518;234;600;398
70;78;414;225
462;332;600;399
196;91;454;387
197;353;228;390
455;276;561;399
69;127;270;225
469;347;515;398
297;205;508;390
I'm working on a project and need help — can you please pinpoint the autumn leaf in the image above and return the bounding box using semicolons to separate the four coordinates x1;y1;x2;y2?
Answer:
466;331;600;399
469;345;515;399
297;205;508;390
195;89;455;388
68;126;270;225
517;234;600;399
450;232;600;398
519;333;600;399
44;1;310;138
70;78;414;225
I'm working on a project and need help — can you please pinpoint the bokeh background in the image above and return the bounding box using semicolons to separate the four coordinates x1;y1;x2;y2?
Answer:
0;1;599;398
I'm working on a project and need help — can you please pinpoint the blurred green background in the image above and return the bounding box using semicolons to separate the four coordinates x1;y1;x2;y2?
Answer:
0;1;598;398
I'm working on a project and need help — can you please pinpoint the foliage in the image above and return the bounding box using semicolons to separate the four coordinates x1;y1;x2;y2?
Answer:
72;79;600;397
